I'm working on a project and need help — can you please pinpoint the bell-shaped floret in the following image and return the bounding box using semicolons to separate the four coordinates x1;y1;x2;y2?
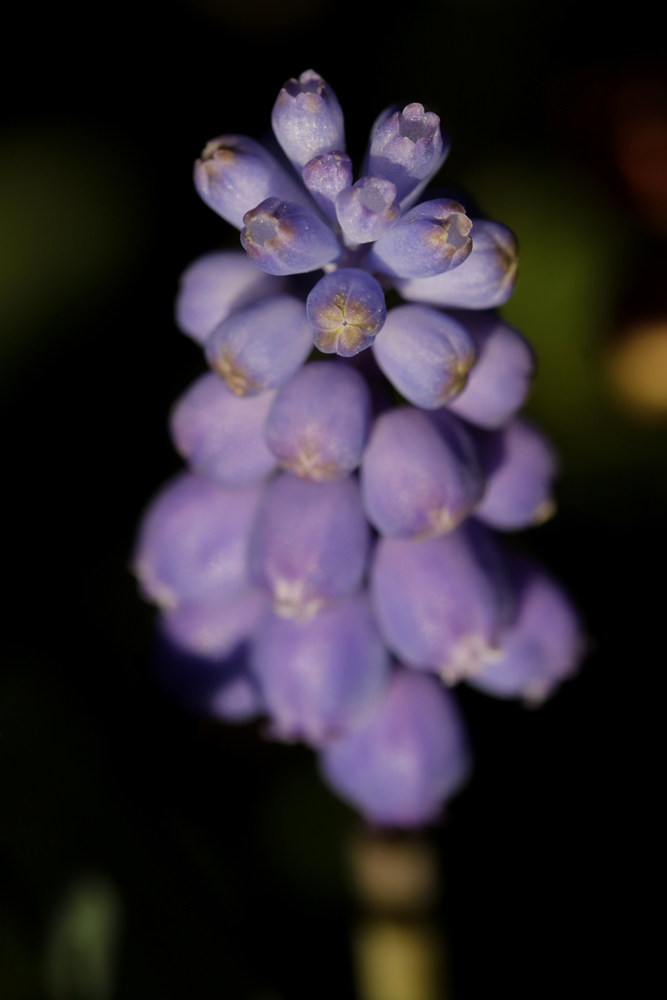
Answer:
154;630;264;722
210;675;265;721
193;135;312;229
170;373;277;487
265;362;371;480
174;251;287;346
474;419;558;531
307;268;387;356
361;407;484;538
321;670;470;828
366;199;472;279
445;311;535;428
133;473;263;609
335;177;401;244
161;588;269;661
468;551;583;704
302;152;353;222
241;198;342;275
368;104;449;207
251;594;390;747
372;304;477;409
205;295;312;397
272;69;345;168
249;473;370;620
371;524;511;684
396;220;518;308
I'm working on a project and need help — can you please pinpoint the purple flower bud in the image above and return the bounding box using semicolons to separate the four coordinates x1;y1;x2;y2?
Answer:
368;104;448;207
161;588;269;661
241;198;342;275
366;199;472;279
133;473;263;609
249;473;370;620
396;220;518;309
321;670;470;828
335;177;401;244
193;135;311;229
272;69;345;168
251;595;390;746
302;152;353;222
174;251;287;346
210;674;265;723
371;524;510;683
265;362;371;480
205;295;312;396
372;304;477;409
474;419;558;531
361;407;484;538
154;630;264;722
445;311;535;429
307;268;387;356
169;373;277;487
468;551;583;704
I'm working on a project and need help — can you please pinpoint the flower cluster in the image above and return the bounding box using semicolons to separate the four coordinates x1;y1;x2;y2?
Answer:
133;70;584;828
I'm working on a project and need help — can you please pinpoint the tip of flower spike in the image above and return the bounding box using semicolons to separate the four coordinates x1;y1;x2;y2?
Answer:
200;138;237;165
336;177;401;244
241;198;341;275
397;104;440;143
282;68;326;98
242;199;284;248
272;69;345;168
307;269;387;357
368;104;447;207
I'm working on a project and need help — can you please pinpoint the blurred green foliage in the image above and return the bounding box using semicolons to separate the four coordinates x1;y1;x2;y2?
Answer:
0;124;147;389
462;156;667;514
45;878;122;1000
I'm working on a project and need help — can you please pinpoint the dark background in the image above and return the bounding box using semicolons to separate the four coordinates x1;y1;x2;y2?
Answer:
1;1;664;996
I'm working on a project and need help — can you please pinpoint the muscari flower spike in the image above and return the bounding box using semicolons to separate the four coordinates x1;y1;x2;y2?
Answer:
134;69;586;830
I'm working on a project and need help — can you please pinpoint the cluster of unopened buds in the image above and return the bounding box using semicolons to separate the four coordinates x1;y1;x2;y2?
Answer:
133;70;584;828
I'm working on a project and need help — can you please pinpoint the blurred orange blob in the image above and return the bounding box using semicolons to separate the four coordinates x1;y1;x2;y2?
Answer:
606;320;667;417
611;75;667;231
615;114;667;202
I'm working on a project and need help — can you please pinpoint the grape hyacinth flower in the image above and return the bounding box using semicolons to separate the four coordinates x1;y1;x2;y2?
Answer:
248;473;369;620
366;199;473;278
302;152;353;221
306;268;386;356
205;294;312;395
170;373;277;486
251;594;389;746
265;362;371;480
175;250;286;345
193;135;312;229
368;103;449;207
372;305;477;408
361;407;483;538
335;176;401;244
321;670;470;827
467;550;583;705
397;220;519;309
135;69;586;830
